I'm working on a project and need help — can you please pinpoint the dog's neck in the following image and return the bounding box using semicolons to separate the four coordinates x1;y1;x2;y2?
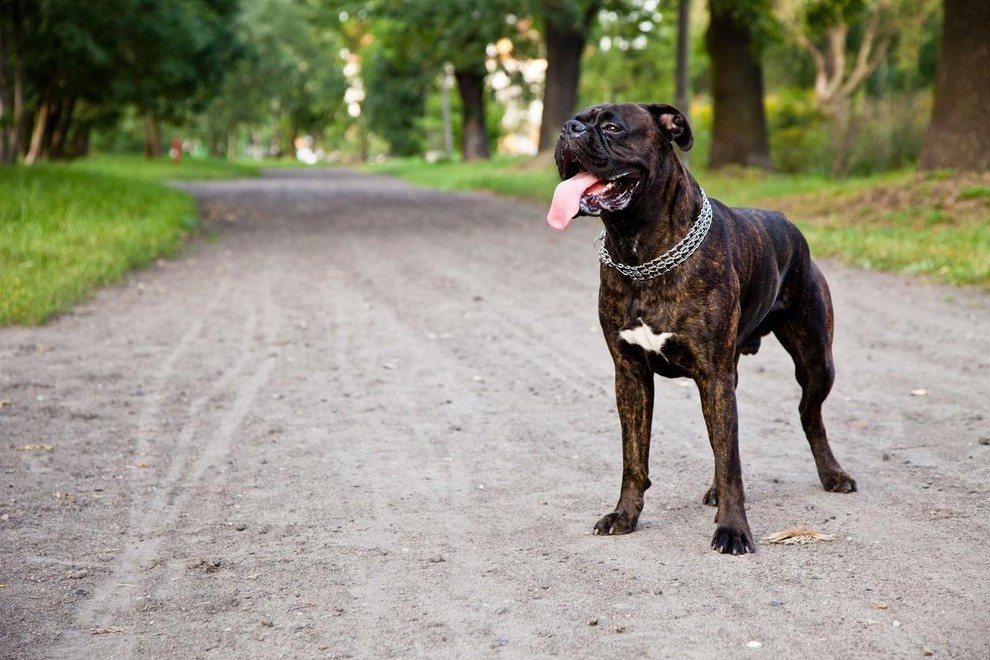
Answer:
600;155;703;269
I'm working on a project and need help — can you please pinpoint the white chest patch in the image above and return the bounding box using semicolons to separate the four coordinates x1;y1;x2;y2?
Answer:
619;322;675;356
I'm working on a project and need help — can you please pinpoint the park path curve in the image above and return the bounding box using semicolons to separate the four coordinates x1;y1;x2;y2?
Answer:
1;168;989;658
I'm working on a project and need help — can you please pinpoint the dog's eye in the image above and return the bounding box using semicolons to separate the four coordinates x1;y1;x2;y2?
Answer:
602;123;622;133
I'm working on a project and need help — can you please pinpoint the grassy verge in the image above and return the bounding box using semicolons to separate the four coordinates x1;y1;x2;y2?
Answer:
0;156;259;326
75;154;262;181
369;158;990;289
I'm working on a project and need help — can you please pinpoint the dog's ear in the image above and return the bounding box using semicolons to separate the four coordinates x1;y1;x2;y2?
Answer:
642;103;693;152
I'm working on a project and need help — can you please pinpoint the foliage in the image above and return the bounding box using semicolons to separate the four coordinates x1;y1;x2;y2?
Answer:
691;87;929;176
204;0;347;157
778;0;940;108
112;0;242;122
351;0;523;158
2;0;242;161
2;0;956;174
579;0;677;105
708;0;782;53
360;18;433;157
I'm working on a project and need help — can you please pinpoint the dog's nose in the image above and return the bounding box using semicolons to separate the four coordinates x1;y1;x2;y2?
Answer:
562;119;587;137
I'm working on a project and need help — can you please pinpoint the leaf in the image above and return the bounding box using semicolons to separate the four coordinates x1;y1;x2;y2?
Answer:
761;526;836;544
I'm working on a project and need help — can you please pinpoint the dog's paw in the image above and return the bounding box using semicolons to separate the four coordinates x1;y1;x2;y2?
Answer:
822;471;857;494
593;511;637;536
711;525;755;555
701;485;718;507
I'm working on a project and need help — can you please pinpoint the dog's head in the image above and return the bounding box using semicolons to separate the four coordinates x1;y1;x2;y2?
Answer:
547;103;693;230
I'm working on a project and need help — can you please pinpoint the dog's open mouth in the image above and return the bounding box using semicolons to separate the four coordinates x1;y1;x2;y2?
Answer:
547;167;639;230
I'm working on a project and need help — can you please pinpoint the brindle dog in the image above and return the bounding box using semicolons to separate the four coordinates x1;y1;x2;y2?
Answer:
547;103;857;554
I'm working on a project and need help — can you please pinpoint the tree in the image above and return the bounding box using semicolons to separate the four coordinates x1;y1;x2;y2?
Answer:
706;0;774;169
534;0;603;152
919;0;989;171
349;0;519;161
775;0;939;175
362;32;432;158
0;0;26;164
782;0;891;114
209;0;346;159
18;0;133;163
113;0;241;158
2;0;241;164
675;0;690;119
579;1;675;106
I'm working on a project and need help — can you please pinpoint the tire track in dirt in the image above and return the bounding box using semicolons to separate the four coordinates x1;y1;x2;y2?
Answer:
58;255;283;655
3;169;989;659
318;256;553;656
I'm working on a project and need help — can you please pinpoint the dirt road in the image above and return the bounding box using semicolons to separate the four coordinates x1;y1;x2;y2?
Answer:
2;169;988;658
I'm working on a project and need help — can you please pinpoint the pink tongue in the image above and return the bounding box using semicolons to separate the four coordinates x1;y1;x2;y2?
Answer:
547;171;601;230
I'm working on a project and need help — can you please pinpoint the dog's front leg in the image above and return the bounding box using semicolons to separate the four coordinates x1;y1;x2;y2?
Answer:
697;372;755;554
594;355;654;536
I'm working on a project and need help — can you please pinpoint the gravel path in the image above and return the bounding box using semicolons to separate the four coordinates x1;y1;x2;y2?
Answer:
2;168;988;658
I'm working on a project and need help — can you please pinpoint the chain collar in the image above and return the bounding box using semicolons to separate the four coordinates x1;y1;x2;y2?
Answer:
596;188;712;281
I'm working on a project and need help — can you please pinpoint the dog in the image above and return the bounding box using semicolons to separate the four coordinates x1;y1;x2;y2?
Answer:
547;102;857;554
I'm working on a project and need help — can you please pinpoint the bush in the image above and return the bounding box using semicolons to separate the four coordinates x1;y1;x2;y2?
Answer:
838;92;931;176
764;89;931;177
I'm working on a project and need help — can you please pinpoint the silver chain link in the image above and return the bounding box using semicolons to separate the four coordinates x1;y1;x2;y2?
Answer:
596;189;712;281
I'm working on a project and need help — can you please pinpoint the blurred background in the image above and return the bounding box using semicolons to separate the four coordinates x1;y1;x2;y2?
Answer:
1;0;985;176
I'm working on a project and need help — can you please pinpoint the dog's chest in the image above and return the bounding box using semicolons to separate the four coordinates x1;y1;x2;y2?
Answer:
619;322;675;356
614;309;697;377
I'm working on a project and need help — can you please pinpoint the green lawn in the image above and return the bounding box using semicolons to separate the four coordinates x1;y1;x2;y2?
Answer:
0;156;259;326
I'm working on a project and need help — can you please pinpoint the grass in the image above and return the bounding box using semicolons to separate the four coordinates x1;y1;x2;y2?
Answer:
370;155;560;200
0;156;259;326
3;152;985;326
76;154;262;181
369;157;990;289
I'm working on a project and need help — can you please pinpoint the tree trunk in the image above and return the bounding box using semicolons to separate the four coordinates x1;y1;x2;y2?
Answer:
286;120;297;160
675;0;691;165
209;126;222;157
0;13;11;163
919;0;990;171
143;111;162;158
48;95;75;159
0;0;24;164
227;128;238;159
441;64;454;160
24;93;51;165
67;124;89;159
12;5;24;161
207;108;223;157
538;18;587;152
454;66;489;161
706;0;771;169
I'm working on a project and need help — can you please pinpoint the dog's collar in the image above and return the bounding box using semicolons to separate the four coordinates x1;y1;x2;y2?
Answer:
596;188;712;281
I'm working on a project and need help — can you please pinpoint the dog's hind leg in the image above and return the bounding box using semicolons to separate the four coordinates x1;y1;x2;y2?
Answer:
702;480;718;506
773;269;857;494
